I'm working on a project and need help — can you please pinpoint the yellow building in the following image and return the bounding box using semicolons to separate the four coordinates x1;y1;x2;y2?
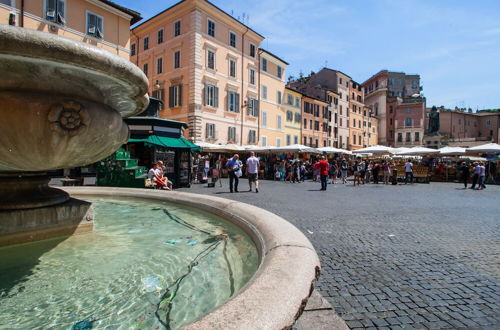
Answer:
259;49;287;147
283;87;302;145
130;0;264;145
0;0;141;59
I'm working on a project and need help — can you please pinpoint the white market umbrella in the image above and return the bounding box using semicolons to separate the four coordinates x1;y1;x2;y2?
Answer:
466;143;500;154
438;146;466;156
195;142;220;151
352;145;394;155
391;147;412;155
318;147;352;155
269;144;321;154
398;146;439;156
243;145;272;153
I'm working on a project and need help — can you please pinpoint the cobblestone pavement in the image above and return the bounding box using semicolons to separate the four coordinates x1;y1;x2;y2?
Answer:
180;180;500;329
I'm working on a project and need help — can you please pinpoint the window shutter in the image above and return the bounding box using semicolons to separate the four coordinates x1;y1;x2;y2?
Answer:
169;86;174;108
255;100;259;117
178;85;182;106
46;0;56;19
214;87;219;108
227;127;231;141
205;123;210;138
235;93;240;113
203;85;207;106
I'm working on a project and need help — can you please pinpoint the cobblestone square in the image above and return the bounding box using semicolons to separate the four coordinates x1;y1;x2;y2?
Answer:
181;180;500;329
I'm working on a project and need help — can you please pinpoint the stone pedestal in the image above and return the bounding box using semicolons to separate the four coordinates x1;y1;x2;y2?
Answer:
423;134;443;149
0;198;94;247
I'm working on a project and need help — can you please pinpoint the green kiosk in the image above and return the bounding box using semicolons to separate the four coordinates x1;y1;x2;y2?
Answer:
96;99;199;189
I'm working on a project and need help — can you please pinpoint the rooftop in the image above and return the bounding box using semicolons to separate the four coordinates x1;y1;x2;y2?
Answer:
99;0;142;24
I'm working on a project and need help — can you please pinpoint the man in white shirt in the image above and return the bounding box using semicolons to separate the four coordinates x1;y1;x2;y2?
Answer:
246;152;260;193
404;160;413;184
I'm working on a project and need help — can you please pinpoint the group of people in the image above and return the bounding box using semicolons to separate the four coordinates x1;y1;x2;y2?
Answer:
146;161;172;190
225;152;260;193
459;161;487;190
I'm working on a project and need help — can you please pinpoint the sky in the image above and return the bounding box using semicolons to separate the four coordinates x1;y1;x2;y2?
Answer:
122;0;500;110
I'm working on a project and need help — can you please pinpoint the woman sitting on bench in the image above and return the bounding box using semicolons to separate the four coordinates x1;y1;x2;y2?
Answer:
148;162;172;190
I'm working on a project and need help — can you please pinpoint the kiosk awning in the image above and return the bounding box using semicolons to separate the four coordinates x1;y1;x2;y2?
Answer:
129;135;200;151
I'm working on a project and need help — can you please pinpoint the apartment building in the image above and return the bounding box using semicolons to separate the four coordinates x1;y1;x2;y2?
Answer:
283;87;302;146
130;0;264;144
302;95;329;148
363;70;425;146
349;81;365;150
0;0;141;59
259;49;288;147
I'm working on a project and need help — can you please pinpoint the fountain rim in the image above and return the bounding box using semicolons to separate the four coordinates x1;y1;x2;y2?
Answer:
62;186;320;329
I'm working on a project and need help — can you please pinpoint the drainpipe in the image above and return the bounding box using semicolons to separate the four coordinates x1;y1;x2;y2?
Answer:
257;49;263;145
240;27;249;146
20;0;24;27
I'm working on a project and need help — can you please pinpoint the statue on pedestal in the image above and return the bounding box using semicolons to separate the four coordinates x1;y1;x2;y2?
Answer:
428;106;440;136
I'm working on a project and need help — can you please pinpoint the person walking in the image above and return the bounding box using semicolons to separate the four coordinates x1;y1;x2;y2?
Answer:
353;161;361;186
340;159;348;184
460;162;470;189
470;162;479;189
404;160;414;184
365;162;372;184
478;162;487;190
226;154;242;193
383;161;391;185
329;161;338;184
246;152;260;193
372;162;380;184
318;156;329;190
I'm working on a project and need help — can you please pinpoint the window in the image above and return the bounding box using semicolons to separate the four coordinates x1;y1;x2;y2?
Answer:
286;134;291;146
157;29;164;44
277;91;282;104
352;118;356;127
262;58;267;72
315;139;318;148
206;123;215;139
340;118;342;127
406;108;411;113
262;85;267;100
412;80;418;88
142;63;148;77
46;0;65;25
86;12;103;39
227;91;240;112
405;118;412;127
229;59;236;78
131;43;136;56
248;130;257;143
359;135;362;145
262;136;267;146
228;126;237;142
276;137;281;147
304;136;307;145
314;121;319;131
415;132;420;142
294;136;298;144
248;98;259;117
156;57;163;74
390;118;393;125
143;36;149;50
208;20;216;37
174;51;181;69
339;77;342;85
277;66;283;79
406;132;411;142
287;94;293;105
286;110;293;122
204;84;219;108
277;115;282;129
295;97;300;108
174;20;181;37
229;32;236;47
388;78;393;85
389;106;393;113
250;44;256;57
249;69;256;85
207;49;215;70
397;133;403;142
309;137;313;146
262;112;267;127
303;118;307;127
168;84;182;108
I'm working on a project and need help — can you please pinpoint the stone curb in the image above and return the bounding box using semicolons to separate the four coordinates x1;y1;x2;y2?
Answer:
63;187;321;329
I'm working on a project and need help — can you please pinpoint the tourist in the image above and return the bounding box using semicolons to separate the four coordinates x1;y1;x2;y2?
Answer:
300;162;306;182
340;159;348;184
203;155;210;182
478;162;487;190
365;162;372;183
359;160;366;184
460;162;470;189
329;160;338;184
246;152;260;193
148;162;171;190
353;161;361;186
371;162;379;184
318;156;329;190
404;160;414;184
285;161;294;183
226;154;242;193
383;161;391;185
470;162;480;189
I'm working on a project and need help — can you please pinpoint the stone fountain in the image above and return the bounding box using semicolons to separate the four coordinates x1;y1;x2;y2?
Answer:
0;25;148;246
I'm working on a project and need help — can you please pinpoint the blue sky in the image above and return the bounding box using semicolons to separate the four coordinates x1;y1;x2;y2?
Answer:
122;0;500;110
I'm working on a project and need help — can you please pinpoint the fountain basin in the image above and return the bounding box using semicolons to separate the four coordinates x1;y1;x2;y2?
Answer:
60;187;321;329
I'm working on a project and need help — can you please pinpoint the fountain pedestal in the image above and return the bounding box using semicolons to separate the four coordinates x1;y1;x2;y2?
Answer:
0;25;148;246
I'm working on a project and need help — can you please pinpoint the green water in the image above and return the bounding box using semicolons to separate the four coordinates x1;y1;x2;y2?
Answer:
0;196;259;329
